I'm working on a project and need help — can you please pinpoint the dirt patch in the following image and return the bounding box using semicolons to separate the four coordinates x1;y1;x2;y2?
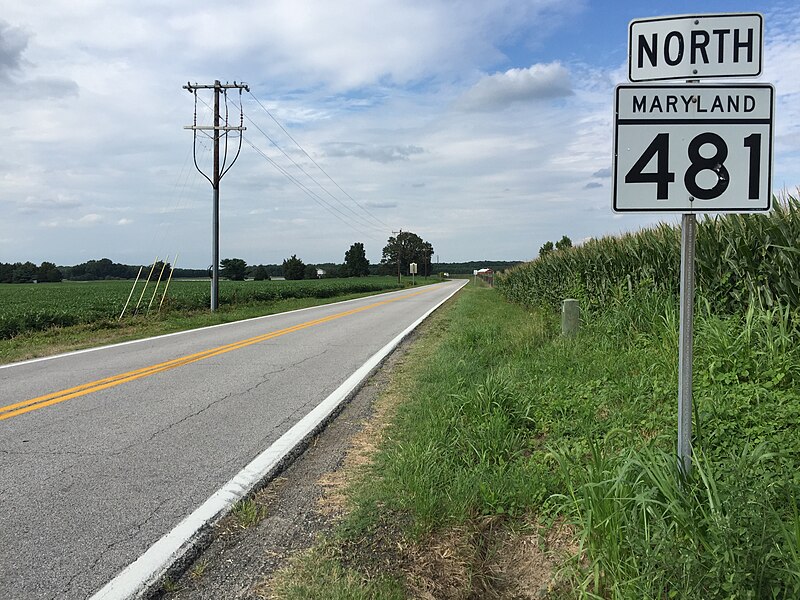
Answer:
397;517;575;600
314;361;404;520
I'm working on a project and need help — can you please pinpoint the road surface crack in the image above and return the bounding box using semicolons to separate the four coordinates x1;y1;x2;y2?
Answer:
53;504;163;600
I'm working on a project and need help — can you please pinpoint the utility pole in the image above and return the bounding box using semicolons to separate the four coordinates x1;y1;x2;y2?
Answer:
392;229;402;284
184;80;249;311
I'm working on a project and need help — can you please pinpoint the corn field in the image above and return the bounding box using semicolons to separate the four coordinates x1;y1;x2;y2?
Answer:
496;194;800;314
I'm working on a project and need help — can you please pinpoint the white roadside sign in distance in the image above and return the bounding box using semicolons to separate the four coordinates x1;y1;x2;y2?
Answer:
629;13;763;82
613;83;774;213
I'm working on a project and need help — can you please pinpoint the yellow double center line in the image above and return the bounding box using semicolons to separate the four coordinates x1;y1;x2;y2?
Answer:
0;288;433;422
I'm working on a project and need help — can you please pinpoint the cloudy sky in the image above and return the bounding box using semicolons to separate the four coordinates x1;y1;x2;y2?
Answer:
2;0;799;268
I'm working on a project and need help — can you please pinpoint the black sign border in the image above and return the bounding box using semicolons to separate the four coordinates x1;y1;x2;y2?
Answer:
628;13;764;83
612;83;774;213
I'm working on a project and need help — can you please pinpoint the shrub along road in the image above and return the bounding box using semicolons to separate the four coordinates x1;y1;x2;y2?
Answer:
0;280;464;599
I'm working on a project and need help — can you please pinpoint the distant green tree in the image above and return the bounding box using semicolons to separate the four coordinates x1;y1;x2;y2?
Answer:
380;231;434;279
150;261;172;282
220;258;247;281
282;255;306;280
252;265;270;281
343;242;370;277
0;263;13;283
539;241;554;257
304;264;319;279
555;235;573;251
12;262;38;283
421;241;433;277
37;262;63;283
316;263;341;278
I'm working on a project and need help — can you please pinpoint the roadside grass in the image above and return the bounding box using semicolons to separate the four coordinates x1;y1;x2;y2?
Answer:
0;284;432;365
232;498;268;529
267;546;406;600
267;282;800;598
189;559;209;580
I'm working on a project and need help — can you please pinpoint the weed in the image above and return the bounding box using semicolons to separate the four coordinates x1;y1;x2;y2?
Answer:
189;558;209;580
161;576;182;594
232;498;266;528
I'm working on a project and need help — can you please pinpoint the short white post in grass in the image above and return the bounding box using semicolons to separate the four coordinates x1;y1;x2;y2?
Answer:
562;299;579;336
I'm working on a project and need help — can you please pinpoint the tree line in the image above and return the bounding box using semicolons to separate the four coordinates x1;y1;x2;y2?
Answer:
4;231;522;284
0;261;63;283
0;258;184;283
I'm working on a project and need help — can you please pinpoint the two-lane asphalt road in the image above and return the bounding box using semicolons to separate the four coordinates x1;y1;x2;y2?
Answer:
0;280;465;599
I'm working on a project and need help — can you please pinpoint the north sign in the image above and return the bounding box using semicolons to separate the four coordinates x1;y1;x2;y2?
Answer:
629;13;763;82
613;83;773;212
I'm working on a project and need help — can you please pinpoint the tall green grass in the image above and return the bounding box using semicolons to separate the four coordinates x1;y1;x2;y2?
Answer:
496;195;800;315
552;443;800;599
493;195;800;597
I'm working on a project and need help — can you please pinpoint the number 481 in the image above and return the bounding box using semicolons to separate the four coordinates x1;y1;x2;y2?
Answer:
625;132;762;201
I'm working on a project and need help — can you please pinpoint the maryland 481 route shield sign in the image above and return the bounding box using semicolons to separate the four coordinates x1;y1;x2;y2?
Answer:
613;83;774;212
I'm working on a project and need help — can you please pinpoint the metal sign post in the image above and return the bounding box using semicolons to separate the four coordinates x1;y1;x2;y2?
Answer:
677;213;696;475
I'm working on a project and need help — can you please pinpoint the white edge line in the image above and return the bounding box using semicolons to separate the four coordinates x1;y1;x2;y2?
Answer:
0;283;445;371
88;279;467;600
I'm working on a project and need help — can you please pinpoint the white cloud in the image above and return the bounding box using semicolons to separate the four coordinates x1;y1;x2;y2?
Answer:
39;213;103;228
17;195;81;214
167;0;582;91
322;143;424;163
0;20;28;79
592;167;612;178
458;62;573;112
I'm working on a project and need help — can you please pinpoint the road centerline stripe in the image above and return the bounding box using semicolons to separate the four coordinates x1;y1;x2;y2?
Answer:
0;287;433;421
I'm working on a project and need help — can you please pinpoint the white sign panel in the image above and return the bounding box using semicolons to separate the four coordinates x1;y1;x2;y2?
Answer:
409;262;418;274
629;13;763;82
613;84;773;212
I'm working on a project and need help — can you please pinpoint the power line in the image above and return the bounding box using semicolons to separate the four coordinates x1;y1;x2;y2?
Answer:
246;91;391;230
243;136;382;242
240;103;383;233
196;93;383;241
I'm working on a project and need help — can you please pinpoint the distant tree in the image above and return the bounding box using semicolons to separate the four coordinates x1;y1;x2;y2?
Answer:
539;241;554;257
37;262;63;283
304;264;319;279
66;258;138;280
252;265;270;281
421;241;433;277
381;231;434;279
150;261;172;282
555;235;573;251
12;262;38;283
0;263;13;283
282;255;306;280
343;242;370;277
316;263;341;278
220;258;247;281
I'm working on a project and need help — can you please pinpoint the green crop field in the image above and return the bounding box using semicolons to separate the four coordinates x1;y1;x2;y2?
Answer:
0;277;406;340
